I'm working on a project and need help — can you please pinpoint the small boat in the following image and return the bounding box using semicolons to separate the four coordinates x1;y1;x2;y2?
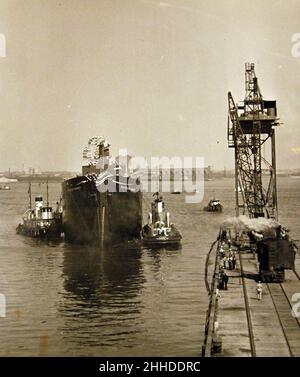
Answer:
16;182;63;239
141;192;182;247
0;185;10;190
204;198;223;212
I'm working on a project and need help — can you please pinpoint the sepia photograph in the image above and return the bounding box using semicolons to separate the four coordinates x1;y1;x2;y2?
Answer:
0;0;300;367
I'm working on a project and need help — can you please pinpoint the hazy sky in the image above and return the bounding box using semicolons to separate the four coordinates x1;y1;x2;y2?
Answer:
0;0;300;172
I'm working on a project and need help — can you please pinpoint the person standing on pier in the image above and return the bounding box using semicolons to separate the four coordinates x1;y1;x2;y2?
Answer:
232;252;236;270
219;258;224;271
222;272;229;290
223;255;228;269
256;281;263;300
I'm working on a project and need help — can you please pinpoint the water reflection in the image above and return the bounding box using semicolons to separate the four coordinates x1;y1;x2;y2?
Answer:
61;244;145;308
143;246;182;275
58;244;146;350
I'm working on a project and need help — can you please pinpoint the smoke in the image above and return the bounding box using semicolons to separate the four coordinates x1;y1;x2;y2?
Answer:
221;215;280;240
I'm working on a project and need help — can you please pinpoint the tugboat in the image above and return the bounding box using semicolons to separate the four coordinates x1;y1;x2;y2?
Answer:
141;192;182;247
16;182;63;239
204;197;223;212
0;185;10;190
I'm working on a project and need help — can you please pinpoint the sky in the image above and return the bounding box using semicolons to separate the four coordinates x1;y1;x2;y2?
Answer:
0;0;300;172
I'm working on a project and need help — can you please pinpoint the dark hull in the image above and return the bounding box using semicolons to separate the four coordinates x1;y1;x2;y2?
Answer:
141;224;182;248
141;237;181;247
62;176;143;245
204;205;223;212
16;222;63;239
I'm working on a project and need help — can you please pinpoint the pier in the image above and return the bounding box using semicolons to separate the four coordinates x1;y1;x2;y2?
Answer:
202;242;300;357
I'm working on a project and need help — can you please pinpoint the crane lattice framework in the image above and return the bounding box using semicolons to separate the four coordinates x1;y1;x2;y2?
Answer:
228;63;279;220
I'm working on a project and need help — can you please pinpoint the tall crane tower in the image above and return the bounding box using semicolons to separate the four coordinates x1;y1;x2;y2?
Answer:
228;63;279;219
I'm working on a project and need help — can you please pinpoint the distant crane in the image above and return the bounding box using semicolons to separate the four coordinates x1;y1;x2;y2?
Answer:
227;63;279;220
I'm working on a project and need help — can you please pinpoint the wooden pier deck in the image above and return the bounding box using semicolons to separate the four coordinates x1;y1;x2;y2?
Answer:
203;244;300;357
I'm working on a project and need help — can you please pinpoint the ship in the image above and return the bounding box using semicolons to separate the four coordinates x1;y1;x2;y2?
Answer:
204;197;223;212
0;185;10;190
62;137;143;245
141;192;182;247
16;183;63;239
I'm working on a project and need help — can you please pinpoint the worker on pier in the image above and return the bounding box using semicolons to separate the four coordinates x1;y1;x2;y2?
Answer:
219;271;224;290
256;281;263;300
223;255;228;269
222;272;229;290
219;258;224;271
232;253;236;270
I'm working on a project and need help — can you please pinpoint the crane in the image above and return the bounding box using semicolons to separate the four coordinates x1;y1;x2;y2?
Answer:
228;63;279;220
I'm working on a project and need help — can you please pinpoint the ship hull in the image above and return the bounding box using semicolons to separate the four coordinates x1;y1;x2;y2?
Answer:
204;204;223;212
62;176;143;245
141;237;181;247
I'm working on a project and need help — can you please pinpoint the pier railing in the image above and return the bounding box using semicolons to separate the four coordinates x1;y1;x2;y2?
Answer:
202;238;221;357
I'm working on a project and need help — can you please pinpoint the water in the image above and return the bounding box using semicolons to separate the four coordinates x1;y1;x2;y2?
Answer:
0;177;299;356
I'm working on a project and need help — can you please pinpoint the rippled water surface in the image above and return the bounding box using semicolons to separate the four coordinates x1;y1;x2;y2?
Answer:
0;177;299;356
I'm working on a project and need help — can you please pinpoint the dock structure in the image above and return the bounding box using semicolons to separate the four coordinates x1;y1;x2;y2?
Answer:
202;63;299;357
202;241;300;357
228;62;279;220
